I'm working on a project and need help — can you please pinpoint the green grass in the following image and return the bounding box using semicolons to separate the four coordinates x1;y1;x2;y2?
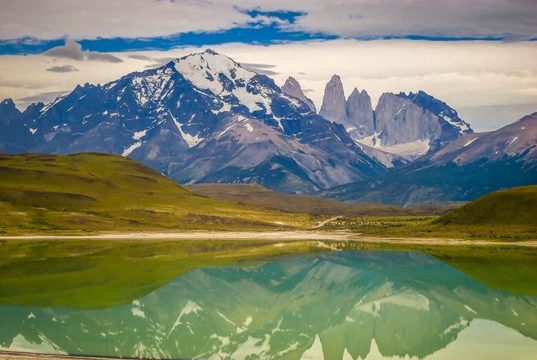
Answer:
0;239;328;309
0;153;316;234
435;185;537;226
319;187;537;240
189;183;460;216
320;215;537;240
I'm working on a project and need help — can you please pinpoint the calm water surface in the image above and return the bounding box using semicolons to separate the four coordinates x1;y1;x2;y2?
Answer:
0;251;536;359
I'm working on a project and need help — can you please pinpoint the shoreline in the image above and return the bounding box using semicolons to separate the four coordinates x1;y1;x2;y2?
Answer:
0;231;536;248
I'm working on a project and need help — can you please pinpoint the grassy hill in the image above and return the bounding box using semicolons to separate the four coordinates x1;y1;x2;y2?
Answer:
436;185;537;226
189;183;459;216
320;186;537;240
0;153;315;234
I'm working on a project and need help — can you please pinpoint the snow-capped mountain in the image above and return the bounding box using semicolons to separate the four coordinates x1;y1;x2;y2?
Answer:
318;76;473;161
0;50;384;193
325;113;537;205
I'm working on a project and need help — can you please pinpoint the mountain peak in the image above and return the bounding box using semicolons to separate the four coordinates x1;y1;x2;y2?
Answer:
203;48;220;55
320;74;346;124
173;50;256;95
282;76;316;112
0;98;20;117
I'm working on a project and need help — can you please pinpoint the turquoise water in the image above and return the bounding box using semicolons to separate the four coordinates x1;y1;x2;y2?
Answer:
0;251;536;359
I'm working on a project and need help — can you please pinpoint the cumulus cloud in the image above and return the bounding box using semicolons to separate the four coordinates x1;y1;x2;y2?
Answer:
44;39;122;63
46;64;79;73
0;0;535;41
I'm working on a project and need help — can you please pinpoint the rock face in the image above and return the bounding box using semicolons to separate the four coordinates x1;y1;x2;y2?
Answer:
281;76;316;112
373;91;472;150
346;88;375;138
319;76;375;139
318;76;473;160
0;49;385;194
319;75;347;124
324;113;537;205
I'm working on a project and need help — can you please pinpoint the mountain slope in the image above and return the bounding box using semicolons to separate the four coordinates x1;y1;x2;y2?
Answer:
0;50;385;194
324;113;537;205
0;153;314;234
436;186;537;226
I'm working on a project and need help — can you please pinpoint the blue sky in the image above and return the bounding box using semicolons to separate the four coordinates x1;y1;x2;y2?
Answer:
1;1;536;55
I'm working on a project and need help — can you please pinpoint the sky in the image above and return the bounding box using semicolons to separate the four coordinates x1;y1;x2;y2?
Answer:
1;0;536;132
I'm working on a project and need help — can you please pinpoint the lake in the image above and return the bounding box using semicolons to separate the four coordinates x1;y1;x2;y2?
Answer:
0;251;536;359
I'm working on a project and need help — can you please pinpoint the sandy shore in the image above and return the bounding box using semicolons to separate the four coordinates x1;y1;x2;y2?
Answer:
1;231;536;247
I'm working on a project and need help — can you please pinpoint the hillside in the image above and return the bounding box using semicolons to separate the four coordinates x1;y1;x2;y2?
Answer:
189;183;459;216
0;153;314;234
436;186;537;226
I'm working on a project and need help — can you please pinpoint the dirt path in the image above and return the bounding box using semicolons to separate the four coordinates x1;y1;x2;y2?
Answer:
1;231;536;248
311;216;341;229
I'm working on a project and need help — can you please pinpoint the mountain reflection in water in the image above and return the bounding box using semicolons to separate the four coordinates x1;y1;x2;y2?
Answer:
0;251;536;359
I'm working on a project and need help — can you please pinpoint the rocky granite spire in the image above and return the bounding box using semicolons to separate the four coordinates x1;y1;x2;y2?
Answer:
346;88;375;138
319;75;347;125
281;77;316;112
373;91;472;152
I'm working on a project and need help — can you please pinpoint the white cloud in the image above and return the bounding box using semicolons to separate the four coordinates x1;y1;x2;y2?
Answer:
44;39;122;63
0;0;535;41
1;40;536;132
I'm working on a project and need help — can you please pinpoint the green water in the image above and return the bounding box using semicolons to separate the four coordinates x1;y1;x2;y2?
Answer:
0;251;535;359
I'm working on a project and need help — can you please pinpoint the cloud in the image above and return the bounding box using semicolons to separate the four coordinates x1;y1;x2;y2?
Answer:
44;38;122;63
46;64;79;73
17;90;68;108
240;62;279;76
0;0;535;45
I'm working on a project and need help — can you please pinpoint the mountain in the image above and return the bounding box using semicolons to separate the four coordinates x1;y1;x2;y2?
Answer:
0;153;314;234
324;113;537;205
369;91;472;157
0;50;384;194
319;75;348;124
281;76;316;112
0;252;534;359
318;75;473;161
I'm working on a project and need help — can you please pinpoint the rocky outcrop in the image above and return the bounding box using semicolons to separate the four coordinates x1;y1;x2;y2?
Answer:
318;75;473;159
319;75;347;124
319;76;376;139
374;91;472;151
346;88;375;138
281;76;316;112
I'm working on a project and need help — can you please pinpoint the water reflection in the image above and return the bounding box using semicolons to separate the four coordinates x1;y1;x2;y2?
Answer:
0;251;536;359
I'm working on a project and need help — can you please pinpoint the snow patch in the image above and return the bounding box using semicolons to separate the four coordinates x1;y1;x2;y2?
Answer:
132;130;147;140
464;137;478;147
170;112;203;148
168;300;203;336
122;142;142;156
358;133;430;160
